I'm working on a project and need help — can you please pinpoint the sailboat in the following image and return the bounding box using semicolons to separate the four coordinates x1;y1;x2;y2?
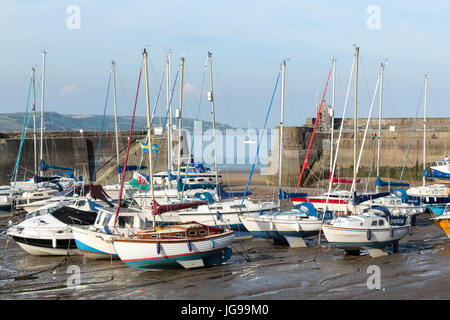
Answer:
320;52;412;256
241;59;331;247
173;52;277;230
290;56;357;215
111;49;235;270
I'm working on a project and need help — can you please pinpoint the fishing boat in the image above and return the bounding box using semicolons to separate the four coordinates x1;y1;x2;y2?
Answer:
6;200;99;256
431;203;450;237
321;205;411;255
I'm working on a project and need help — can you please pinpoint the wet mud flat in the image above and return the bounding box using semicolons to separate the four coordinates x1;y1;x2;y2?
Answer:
0;213;448;300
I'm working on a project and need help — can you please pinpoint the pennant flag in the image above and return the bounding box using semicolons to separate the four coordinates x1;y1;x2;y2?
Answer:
129;171;150;190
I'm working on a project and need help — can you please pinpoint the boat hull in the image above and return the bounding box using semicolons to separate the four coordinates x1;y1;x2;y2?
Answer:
113;232;235;270
432;218;450;237
321;225;410;250
241;215;321;240
71;227;119;259
11;235;80;256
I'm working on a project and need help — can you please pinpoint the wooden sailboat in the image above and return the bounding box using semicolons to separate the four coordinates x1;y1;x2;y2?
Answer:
112;50;235;270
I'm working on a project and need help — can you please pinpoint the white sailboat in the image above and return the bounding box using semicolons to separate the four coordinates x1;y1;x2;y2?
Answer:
241;59;329;247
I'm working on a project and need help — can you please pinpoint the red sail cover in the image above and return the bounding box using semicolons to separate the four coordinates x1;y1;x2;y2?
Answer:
330;176;361;184
152;200;206;216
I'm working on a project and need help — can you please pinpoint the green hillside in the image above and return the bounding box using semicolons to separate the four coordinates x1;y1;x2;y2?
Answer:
0;112;232;132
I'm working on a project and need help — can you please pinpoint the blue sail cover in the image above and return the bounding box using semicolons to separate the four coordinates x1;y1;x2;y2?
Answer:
278;189;308;200
40;160;74;172
216;185;252;199
117;165;146;174
376;177;410;187
391;189;421;206
353;191;391;205
176;179;216;192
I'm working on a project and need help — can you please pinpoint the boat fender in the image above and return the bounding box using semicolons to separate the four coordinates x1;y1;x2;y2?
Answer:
210;238;215;248
269;221;274;231
295;223;300;233
366;230;372;241
390;227;394;238
216;211;221;221
409;226;413;236
156;242;161;255
52;238;57;249
258;210;263;216
187;240;192;252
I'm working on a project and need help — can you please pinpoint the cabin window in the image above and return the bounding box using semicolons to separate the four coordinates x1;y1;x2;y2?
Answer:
199;229;206;235
151;235;158;239
188;230;197;236
378;220;384;226
35;193;43;197
189;179;195;182
78;200;86;207
371;221;378;226
198;179;204;182
175;233;183;237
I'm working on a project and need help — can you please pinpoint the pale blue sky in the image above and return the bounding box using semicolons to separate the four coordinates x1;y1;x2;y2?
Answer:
0;1;449;128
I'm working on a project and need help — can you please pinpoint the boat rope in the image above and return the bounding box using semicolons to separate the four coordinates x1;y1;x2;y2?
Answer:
296;63;333;190
180;56;209;202
400;84;423;181
151;70;179;170
113;60;143;226
11;75;33;194
241;71;280;208
92;72;112;182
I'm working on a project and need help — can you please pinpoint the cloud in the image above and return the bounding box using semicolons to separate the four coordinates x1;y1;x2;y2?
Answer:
183;82;199;96
59;84;78;95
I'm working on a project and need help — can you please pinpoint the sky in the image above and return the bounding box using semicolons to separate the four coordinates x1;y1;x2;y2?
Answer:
0;1;449;129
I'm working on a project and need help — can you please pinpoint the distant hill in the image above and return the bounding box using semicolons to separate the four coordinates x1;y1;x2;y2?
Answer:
0;112;233;132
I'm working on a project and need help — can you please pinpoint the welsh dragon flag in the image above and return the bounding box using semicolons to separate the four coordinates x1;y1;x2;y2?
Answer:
129;171;150;190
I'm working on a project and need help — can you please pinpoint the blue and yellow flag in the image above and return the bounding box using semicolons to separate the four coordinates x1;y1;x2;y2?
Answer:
140;142;159;153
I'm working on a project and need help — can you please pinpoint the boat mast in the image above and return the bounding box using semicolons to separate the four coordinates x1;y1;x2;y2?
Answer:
111;60;121;184
207;52;220;199
39;51;46;177
376;62;384;193
143;49;156;229
31;67;37;176
423;74;428;187
278;60;286;210
353;46;359;188
166;50;173;187
177;57;185;185
329;57;336;179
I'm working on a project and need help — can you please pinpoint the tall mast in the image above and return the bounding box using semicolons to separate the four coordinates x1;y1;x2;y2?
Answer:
111;60;121;184
207;52;220;199
353;46;359;187
166;50;173;187
31;67;37;176
376;63;384;192
423;74;428;187
329;57;336;178
177;57;185;184
278;60;286;210
39;51;46;177
143;49;156;228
